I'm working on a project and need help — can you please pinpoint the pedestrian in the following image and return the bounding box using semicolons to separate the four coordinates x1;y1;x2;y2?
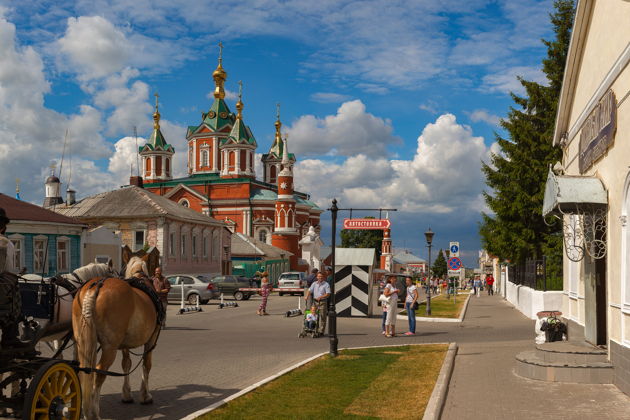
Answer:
474;277;481;297
257;272;272;315
384;276;400;337
152;266;170;328
381;302;388;335
0;207;28;350
404;277;418;336
486;274;495;296
304;268;318;306
305;272;331;335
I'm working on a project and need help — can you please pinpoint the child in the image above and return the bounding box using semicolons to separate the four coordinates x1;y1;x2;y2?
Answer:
257;273;271;316
306;305;318;330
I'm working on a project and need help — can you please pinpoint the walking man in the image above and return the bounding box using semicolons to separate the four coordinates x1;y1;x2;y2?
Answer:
486;274;495;296
305;272;331;335
152;266;170;328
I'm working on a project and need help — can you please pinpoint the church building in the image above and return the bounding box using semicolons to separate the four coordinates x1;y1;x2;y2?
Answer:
138;50;322;270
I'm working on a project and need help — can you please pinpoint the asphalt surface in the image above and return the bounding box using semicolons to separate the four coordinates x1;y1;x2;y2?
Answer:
20;290;630;420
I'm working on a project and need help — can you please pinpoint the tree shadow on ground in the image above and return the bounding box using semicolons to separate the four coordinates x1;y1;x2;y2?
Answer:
99;383;238;420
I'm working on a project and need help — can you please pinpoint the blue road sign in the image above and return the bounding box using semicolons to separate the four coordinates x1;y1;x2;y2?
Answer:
450;244;459;254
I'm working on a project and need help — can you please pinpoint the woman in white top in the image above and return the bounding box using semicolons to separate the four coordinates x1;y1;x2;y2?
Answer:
405;277;418;335
383;276;399;337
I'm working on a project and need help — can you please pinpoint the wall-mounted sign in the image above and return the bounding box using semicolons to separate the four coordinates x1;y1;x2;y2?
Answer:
342;218;391;230
579;89;617;173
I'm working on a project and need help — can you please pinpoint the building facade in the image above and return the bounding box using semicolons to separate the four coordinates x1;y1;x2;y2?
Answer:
138;53;322;270
542;0;630;395
53;186;229;276
1;193;84;276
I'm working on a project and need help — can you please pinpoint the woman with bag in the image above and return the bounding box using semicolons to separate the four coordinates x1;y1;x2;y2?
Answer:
404;277;418;335
383;276;399;337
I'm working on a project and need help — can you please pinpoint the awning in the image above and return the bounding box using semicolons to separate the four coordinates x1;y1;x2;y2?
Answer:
542;168;607;216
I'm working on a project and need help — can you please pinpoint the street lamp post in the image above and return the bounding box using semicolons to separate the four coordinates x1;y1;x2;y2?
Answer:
329;199;339;357
424;228;434;316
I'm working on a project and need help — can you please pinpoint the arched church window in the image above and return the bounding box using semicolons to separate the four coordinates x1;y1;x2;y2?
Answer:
258;229;268;243
201;150;209;167
145;157;151;176
179;199;190;207
165;158;170;176
270;165;276;183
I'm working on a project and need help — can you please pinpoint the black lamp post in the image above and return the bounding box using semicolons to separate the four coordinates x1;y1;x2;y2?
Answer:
424;228;434;316
329;199;339;357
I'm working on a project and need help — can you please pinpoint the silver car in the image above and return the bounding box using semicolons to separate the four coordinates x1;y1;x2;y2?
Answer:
278;271;306;296
166;274;220;305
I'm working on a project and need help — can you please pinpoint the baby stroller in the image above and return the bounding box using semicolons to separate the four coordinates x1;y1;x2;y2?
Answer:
298;306;321;338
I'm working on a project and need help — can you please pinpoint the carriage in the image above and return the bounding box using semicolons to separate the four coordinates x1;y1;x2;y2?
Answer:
1;274;82;419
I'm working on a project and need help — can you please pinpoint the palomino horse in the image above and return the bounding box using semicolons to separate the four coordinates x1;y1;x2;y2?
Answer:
73;255;161;420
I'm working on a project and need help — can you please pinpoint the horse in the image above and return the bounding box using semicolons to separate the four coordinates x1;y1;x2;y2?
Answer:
20;261;114;347
73;254;161;420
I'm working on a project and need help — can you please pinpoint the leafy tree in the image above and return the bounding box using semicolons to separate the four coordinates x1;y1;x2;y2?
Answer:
479;0;575;265
340;217;383;259
432;249;447;278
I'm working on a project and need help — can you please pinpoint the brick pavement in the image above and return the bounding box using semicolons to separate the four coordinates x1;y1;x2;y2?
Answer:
27;291;630;419
442;294;630;420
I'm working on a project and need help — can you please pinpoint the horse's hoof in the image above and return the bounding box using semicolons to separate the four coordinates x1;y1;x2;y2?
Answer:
140;398;153;405
121;398;134;404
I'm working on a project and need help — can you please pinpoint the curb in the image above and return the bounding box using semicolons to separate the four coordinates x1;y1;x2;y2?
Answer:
422;342;458;420
396;294;471;323
180;343;451;420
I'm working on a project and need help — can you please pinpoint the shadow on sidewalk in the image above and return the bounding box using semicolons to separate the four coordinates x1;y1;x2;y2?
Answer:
100;383;239;420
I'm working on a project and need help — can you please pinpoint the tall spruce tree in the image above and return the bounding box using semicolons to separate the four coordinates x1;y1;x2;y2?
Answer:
479;0;575;265
432;249;447;278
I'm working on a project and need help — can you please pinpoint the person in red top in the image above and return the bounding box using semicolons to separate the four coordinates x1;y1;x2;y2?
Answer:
485;274;495;296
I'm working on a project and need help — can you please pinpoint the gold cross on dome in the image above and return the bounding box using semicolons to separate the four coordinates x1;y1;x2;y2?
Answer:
154;92;159;109
276;103;281;120
218;41;223;62
238;80;243;100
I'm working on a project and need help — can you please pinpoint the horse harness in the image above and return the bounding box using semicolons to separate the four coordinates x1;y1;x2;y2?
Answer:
84;276;166;328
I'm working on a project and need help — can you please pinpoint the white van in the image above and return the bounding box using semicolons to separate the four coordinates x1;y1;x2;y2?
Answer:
277;272;305;296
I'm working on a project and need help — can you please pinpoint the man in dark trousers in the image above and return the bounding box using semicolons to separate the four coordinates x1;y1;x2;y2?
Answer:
152;266;171;328
486;274;495;296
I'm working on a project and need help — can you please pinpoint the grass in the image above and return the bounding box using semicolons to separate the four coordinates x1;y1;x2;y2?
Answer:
198;344;448;420
404;294;468;319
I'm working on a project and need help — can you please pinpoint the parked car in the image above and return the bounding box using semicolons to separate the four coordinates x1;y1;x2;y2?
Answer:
278;272;306;296
166;274;219;305
212;275;258;300
377;273;408;307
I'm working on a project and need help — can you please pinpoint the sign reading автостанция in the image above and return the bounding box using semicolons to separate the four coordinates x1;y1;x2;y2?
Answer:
579;89;617;174
342;218;391;230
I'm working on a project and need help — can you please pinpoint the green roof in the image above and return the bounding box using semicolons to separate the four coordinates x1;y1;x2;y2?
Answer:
251;188;277;200
222;117;257;146
139;126;174;153
188;98;235;135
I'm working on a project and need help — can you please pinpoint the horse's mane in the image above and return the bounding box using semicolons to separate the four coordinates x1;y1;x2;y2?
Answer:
71;262;112;283
125;256;148;278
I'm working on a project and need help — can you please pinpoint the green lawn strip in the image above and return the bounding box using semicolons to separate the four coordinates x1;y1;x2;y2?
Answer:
402;294;467;318
199;345;447;420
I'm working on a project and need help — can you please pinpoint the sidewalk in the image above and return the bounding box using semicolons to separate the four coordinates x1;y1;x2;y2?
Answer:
442;295;630;420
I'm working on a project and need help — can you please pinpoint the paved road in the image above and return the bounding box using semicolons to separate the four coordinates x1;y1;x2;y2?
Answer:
28;291;630;420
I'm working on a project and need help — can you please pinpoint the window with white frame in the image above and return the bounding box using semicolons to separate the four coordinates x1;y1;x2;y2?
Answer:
33;237;47;274
201;150;209;167
179;198;190;207
8;235;23;271
134;230;145;251
169;232;175;256
181;233;187;257
258;229;268;244
192;234;197;257
57;238;70;272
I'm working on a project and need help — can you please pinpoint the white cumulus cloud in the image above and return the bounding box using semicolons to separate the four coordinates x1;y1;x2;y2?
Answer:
286;100;402;158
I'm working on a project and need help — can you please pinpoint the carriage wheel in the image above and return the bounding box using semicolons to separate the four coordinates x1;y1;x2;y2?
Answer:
23;360;82;420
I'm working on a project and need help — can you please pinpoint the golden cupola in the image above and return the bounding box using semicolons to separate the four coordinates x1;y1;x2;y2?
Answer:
213;41;227;99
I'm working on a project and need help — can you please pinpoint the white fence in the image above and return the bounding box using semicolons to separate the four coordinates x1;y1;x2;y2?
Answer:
505;281;563;320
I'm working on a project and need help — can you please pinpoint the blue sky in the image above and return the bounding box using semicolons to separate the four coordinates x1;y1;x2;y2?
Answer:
0;0;556;266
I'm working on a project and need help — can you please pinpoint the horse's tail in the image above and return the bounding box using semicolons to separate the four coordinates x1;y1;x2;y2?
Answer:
75;286;99;417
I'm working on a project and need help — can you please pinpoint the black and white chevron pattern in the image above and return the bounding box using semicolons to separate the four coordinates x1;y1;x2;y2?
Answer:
334;264;370;317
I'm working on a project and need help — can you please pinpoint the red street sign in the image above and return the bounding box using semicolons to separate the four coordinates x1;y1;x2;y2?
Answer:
343;218;391;230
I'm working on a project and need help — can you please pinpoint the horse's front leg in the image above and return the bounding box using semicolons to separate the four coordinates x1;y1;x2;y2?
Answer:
139;347;153;405
121;349;133;403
